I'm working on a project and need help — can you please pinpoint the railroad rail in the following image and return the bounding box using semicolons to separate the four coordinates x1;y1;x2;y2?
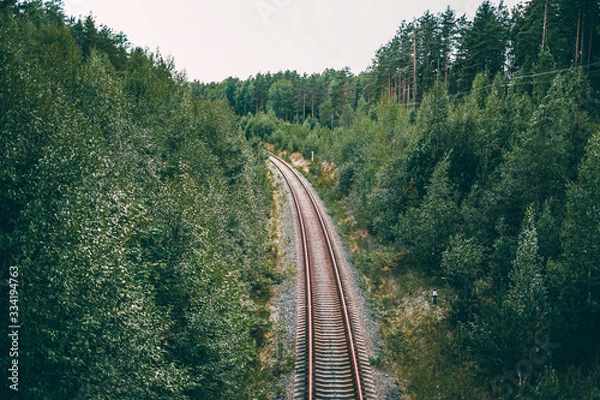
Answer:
270;155;375;400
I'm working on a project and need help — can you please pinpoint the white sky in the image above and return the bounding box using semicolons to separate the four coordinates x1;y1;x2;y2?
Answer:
63;0;523;83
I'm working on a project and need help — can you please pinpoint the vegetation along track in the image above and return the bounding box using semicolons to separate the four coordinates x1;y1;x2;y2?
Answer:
269;155;376;400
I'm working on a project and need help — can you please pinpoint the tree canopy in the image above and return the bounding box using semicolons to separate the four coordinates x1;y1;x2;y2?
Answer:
1;2;275;398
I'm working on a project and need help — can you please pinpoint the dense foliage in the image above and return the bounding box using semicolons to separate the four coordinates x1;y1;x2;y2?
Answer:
1;2;275;399
4;0;600;398
194;1;600;398
271;73;600;397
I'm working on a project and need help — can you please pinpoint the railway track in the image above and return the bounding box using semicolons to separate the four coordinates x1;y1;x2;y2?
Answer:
270;155;376;400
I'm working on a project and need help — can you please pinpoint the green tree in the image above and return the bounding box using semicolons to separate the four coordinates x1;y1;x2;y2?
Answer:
511;0;558;72
71;15;128;70
460;209;548;388
398;155;460;270
328;68;352;120
499;208;548;389
505;207;548;340
549;130;600;364
406;83;451;195
442;235;487;320
492;72;590;230
267;78;294;121
453;1;509;93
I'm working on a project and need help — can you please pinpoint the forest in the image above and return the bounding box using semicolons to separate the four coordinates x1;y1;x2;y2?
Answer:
2;0;600;398
1;1;277;399
196;0;600;127
198;0;600;398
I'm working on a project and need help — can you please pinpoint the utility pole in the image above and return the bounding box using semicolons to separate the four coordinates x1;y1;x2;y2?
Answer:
575;6;582;64
541;0;548;50
444;39;450;83
303;86;306;121
588;18;593;71
413;28;418;111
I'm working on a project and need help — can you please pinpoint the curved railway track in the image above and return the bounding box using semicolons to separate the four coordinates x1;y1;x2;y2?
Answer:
270;155;376;400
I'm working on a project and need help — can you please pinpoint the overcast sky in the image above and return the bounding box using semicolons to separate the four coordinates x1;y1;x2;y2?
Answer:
63;0;523;83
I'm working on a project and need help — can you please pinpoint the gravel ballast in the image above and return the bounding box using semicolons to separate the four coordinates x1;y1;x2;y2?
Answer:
268;160;401;399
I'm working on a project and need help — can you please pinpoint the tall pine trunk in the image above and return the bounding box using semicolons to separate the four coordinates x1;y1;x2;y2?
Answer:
575;8;582;64
413;29;418;109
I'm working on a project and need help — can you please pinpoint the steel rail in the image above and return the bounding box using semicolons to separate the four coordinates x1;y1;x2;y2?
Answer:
270;154;365;400
270;155;315;399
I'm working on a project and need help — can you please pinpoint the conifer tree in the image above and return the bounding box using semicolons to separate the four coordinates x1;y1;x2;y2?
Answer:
453;1;509;93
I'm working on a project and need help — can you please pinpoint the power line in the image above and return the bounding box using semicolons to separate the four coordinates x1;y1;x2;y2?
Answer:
449;62;600;98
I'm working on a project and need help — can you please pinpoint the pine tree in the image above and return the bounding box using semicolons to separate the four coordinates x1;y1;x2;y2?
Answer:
267;78;294;121
498;207;549;387
399;155;460;269
453;1;509;93
550;130;600;362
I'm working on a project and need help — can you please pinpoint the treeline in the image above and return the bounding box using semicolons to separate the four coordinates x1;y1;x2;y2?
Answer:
193;67;359;128
372;0;600;100
1;1;275;399
196;0;600;127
